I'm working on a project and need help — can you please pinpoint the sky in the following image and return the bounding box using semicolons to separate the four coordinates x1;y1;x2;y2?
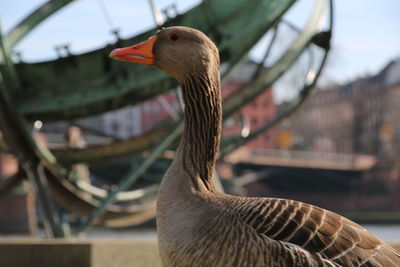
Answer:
0;0;399;88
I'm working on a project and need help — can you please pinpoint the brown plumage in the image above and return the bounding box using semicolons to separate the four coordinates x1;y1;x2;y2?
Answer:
110;26;400;267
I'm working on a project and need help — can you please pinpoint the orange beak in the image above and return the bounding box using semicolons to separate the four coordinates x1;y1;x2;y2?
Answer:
109;35;157;65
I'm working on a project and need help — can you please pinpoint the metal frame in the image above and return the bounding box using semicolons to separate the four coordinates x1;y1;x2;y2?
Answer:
0;0;333;236
221;0;334;157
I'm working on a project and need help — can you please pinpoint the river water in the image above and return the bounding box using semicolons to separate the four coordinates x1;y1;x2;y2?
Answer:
362;224;400;243
83;224;400;244
2;225;399;244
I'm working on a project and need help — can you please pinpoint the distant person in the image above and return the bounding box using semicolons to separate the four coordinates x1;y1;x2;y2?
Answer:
65;126;90;185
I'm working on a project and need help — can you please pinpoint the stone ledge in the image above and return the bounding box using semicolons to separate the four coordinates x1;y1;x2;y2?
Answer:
0;238;161;267
0;238;398;267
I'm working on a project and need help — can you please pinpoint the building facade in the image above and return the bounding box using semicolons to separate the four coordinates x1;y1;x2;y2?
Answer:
277;59;400;160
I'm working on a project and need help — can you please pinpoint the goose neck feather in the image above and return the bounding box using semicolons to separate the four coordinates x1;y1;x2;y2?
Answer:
179;69;221;192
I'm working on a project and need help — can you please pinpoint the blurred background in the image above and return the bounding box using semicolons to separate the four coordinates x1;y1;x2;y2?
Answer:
0;0;399;244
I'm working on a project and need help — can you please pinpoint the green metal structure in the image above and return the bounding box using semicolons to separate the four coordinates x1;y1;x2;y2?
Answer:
5;0;294;121
0;0;332;237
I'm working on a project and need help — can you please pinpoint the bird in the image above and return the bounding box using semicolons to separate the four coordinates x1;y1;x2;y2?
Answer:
110;26;400;267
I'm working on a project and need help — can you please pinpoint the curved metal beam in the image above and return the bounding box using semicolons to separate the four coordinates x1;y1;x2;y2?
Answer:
4;0;76;49
51;125;172;164
220;0;334;157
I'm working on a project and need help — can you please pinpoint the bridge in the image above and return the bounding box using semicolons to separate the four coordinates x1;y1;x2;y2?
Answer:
226;147;377;171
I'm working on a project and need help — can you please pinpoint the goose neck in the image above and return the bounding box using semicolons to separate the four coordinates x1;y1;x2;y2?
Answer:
179;72;222;192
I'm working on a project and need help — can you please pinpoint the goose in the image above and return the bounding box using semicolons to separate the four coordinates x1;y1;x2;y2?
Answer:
110;26;400;267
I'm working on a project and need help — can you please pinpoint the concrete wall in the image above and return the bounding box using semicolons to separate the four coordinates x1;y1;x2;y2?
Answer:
0;239;161;267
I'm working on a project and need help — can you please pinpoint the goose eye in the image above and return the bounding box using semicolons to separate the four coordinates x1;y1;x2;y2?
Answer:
170;33;179;41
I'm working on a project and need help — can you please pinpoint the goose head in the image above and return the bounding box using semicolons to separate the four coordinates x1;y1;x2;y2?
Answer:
110;26;222;191
109;26;219;81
